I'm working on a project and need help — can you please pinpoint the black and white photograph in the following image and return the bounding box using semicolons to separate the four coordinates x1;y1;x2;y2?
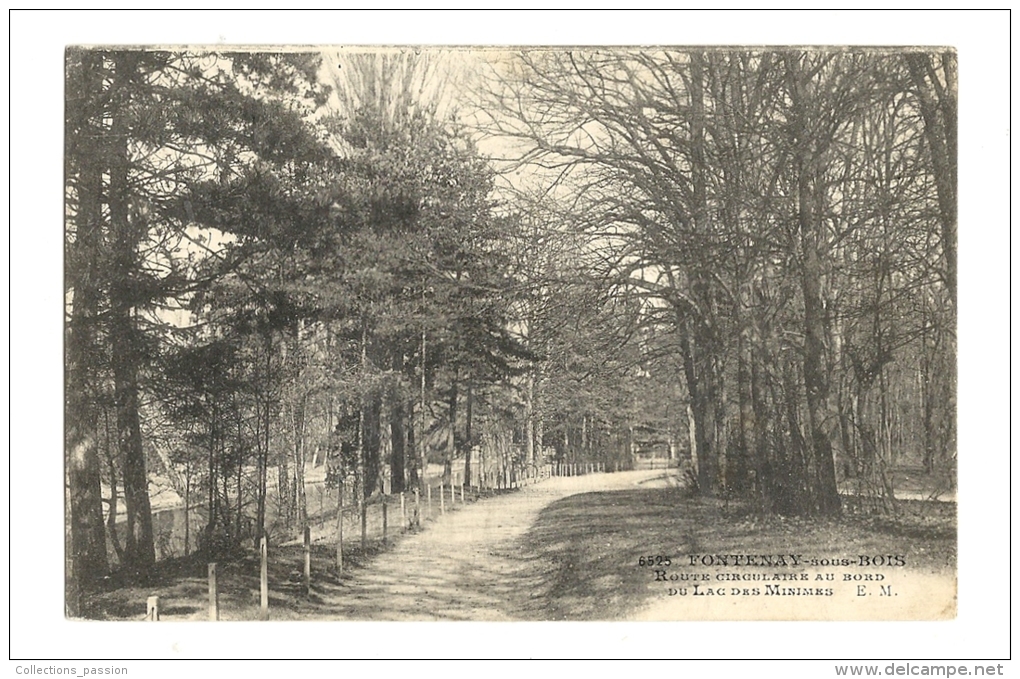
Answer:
63;43;959;623
7;8;1011;666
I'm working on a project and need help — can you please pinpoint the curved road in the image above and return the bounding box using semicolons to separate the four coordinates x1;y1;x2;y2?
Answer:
316;469;662;620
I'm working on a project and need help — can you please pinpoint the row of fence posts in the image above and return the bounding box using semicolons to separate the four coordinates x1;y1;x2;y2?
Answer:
143;461;610;620
550;461;607;477
413;478;468;524
145;534;275;621
143;484;465;621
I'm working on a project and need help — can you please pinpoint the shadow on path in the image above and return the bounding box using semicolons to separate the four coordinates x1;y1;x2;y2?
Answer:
314;471;662;620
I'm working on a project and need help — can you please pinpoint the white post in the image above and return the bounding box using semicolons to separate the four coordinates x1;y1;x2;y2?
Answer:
260;536;269;617
303;526;311;596
146;595;159;621
208;564;219;621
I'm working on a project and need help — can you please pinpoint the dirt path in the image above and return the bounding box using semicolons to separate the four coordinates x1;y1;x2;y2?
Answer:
86;466;954;621
317;469;662;620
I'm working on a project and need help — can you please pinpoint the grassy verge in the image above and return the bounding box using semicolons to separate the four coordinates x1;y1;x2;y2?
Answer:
510;485;955;620
80;485;507;620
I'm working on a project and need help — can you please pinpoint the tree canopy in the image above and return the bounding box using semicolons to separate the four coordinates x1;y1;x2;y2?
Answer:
64;47;956;614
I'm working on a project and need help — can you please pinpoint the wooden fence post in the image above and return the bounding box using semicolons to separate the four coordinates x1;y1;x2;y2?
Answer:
303;525;311;596
146;595;159;621
360;497;368;553
427;484;432;519
207;563;219;621
382;500;388;543
400;491;406;527
440;481;446;514
336;487;344;574
260;535;269;618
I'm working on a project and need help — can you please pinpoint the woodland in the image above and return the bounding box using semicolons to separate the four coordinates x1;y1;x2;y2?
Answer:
64;48;956;616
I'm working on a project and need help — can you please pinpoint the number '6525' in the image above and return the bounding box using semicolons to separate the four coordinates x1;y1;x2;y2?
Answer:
638;556;671;567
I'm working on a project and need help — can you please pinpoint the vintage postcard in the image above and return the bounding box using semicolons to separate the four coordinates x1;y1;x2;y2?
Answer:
62;44;957;625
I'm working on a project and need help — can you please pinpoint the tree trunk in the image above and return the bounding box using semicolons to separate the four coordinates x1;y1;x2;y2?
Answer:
445;380;457;485
356;324;368;550
293;395;308;534
909;54;958;478
734;308;754;493
779;357;809;514
206;412;217;550
407;397;419;489
184;459;191;557
335;479;344;572
256;335;272;542
799;232;840;515
389;372;406;494
524;373;535;467
581;413;589;463
235;415;243;541
534;370;544;464
748;340;770;512
278;451;291;529
65;49;110;610
686;53;718;493
109;52;155;570
463;381;474;486
364;393;382;496
906;53;957;305
788;55;841;516
920;330;935;474
713;354;729;490
419;314;428;494
66;396;108;596
102;438;124;561
680;323;717;493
